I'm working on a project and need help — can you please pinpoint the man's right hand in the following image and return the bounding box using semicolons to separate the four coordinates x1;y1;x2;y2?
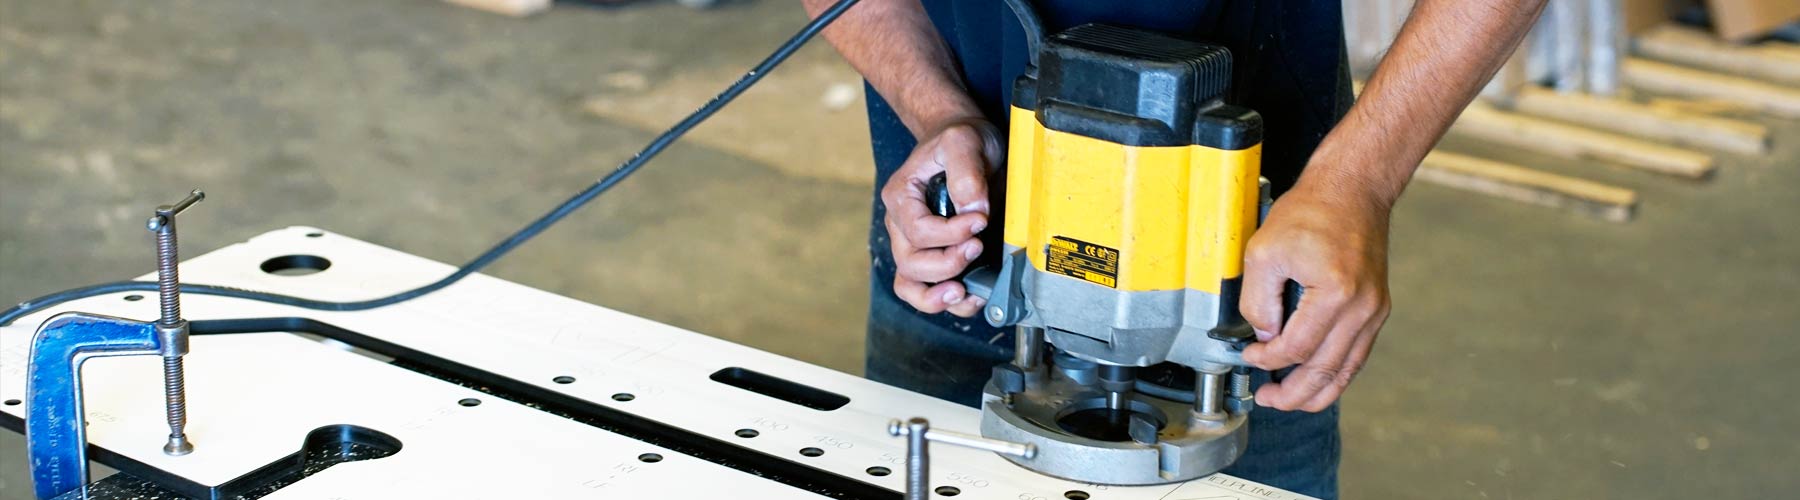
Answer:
881;120;1005;317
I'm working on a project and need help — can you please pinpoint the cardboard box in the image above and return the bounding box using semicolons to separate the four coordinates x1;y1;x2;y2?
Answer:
1707;0;1800;40
1623;0;1688;35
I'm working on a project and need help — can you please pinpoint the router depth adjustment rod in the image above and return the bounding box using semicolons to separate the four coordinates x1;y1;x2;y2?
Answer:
146;190;203;456
886;418;1035;500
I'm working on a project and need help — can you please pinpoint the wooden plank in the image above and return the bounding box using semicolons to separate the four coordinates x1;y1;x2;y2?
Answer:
1510;86;1769;155
1765;41;1800;59
1621;57;1800;119
1450;101;1715;179
442;0;550;17
1634;25;1800;87
1415;151;1637;222
1645;96;1758;116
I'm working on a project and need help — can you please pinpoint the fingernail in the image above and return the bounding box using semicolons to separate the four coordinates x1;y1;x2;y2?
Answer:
963;242;981;260
1254;329;1275;342
943;290;964;304
970;220;987;234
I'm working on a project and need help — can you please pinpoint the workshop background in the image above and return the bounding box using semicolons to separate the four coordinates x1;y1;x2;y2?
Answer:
2;0;1797;498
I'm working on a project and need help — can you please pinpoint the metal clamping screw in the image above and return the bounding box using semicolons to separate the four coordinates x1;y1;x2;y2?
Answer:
147;189;204;456
886;417;1035;500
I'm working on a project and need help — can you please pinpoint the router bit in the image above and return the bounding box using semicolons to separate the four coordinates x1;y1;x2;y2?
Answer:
146;190;203;456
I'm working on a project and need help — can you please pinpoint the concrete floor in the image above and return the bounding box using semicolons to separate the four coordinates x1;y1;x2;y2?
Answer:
0;1;1795;498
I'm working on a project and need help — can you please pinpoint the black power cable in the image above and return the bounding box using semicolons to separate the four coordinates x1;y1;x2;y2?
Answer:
0;0;863;327
1002;0;1046;73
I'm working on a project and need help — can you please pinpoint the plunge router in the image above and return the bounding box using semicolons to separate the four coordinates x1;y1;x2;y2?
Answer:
935;9;1272;485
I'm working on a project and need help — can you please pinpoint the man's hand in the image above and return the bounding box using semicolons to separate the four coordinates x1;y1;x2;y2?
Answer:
806;0;1001;317
1230;0;1545;412
881;120;1004;317
1239;180;1393;412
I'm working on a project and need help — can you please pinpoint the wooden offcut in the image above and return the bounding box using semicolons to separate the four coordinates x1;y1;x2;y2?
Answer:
1510;87;1769;155
1621;58;1800;119
1451;102;1715;179
1634;25;1800;87
443;0;550;17
1415;151;1637;222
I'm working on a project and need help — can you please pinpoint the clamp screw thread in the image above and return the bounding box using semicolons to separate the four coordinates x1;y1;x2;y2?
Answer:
154;227;181;324
148;189;203;456
161;356;192;455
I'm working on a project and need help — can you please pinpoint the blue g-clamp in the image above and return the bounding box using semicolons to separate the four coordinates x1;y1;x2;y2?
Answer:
25;190;204;499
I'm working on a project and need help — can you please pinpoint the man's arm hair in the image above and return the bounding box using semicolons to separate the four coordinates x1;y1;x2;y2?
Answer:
1302;0;1547;207
801;0;984;138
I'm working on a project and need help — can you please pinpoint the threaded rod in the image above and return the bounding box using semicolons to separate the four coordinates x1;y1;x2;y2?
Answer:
154;225;180;324
149;189;202;456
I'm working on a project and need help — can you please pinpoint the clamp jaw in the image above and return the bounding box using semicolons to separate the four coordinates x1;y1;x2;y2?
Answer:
24;190;204;499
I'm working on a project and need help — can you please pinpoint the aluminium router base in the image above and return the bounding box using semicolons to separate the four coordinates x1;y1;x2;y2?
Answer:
980;363;1248;486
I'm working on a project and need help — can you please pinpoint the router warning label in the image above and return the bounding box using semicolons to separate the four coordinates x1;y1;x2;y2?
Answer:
1047;236;1119;288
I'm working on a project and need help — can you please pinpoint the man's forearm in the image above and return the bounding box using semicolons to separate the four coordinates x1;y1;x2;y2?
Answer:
1301;0;1546;207
802;0;981;138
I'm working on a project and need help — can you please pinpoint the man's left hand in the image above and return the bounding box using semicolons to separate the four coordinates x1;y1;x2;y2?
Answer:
1239;179;1394;412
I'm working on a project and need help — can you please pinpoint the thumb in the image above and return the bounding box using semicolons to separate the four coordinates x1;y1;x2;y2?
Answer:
966;120;1006;170
936;124;994;215
1239;244;1291;342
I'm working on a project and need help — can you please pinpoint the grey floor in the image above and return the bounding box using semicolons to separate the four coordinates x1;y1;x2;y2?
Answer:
0;1;1795;498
